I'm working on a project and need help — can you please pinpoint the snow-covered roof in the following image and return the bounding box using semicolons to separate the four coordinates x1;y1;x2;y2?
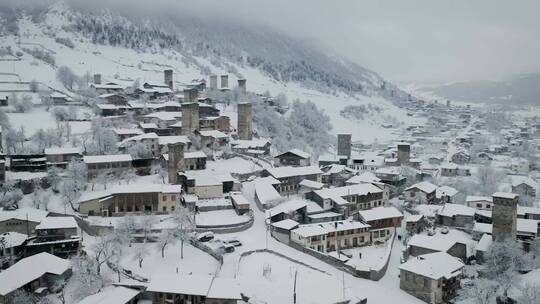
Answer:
518;206;540;216
292;220;370;238
79;184;182;203
0;207;49;223
346;172;381;185
185;151;207;159
83;154;132;164
405;214;424;223
407;233;471;253
158;135;191;146
120;132;158;145
436;186;458;199
511;175;538;188
265;200;307;218
146;274;212;296
276;149;311;159
230;138;271;149
493;192;519;200
36;216;78;230
476;234;492;252
399;252;464;280
113;128;143;136
314;184;383;200
0;232;28;248
473;219;538;235
198;130;228;139
405;181;437;194
439;203;475;217
139;122;158;129
78;286;140;304
271;219;300;230
299;179;324;190
206;277;242;300
44;147;82;155
357;206;403;222
440;162;458;170
144;111;182;121
266;166;322;179
465;195;492;203
0;252;71;296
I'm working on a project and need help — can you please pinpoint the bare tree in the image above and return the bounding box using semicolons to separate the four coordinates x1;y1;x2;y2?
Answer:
172;206;195;259
134;241;148;268
158;229;176;258
484;240;529;299
116;215;137;247
518;283;540;304
0;182;23;209
56;66;79;90
139;214;158;242
90;233;119;275
70;254;105;301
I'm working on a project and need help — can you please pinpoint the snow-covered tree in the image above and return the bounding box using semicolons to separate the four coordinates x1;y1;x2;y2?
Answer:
476;165;504;196
47;166;62;192
484;240;529;299
59;179;80;213
127;142;152;159
518;283;540;304
90;233;120;275
139;214;158;242
458;278;497;304
0;182;23;209
158;229;176;258
70;254;105;301
56;66;79;91
172;206;195;259
133;241;148;268
116;215;137;247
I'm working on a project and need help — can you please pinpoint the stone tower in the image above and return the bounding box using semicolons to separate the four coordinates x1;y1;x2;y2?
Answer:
181;102;199;135
164;69;173;90
168;143;185;185
221;75;229;89
397;143;411;164
237;102;253;140
492;192;518;241
93;74;102;85
237;79;247;94
337;134;352;159
209;75;218;90
183;88;198;104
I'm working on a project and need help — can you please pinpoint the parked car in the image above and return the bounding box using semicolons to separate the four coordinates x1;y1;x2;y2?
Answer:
197;232;215;242
224;239;242;247
223;244;235;253
441;227;449;234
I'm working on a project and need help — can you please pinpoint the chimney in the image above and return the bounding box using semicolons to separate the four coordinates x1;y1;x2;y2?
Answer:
237;79;247;94
93;74;102;85
220;75;229;89
168;143;185;185
164;69;173;90
209;75;218;90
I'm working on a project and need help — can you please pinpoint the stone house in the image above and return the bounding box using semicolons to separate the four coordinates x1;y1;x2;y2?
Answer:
405;214;426;234
83;154;133;178
290;220;371;253
355;206;403;243
437;203;475;228
399;252;464;304
26;217;81;258
263;166;322;194
311;184;385;217
44;147;82;168
0;208;49;236
407;234;471;262
119;133;160;158
274;149;311;167
465;196;493;210
403;181;437;204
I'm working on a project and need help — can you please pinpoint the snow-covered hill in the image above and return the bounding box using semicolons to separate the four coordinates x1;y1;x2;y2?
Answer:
0;1;424;144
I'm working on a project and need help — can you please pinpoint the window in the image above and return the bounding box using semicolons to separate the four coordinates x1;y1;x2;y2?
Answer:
424;278;429;288
163;195;168;201
171;195;176;201
373;231;379;238
476;203;482;208
163;206;167;212
171;206;175;211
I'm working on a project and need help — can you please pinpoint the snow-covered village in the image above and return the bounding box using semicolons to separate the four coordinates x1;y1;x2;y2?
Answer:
0;1;540;304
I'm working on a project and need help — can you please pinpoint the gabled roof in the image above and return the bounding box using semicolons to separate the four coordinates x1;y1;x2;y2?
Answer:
78;286;140;304
399;252;464;280
0;208;49;223
438;203;475;217
0;253;71;296
266;166;322;179
36;216;78;230
357;206;403;222
276;149;311;159
83;154;132;164
405;181;437;194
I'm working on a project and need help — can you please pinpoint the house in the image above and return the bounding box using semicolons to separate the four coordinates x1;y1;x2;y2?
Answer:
180;170;238;199
0;253;71;303
95;104;126;116
399;252;464;304
83;154;133;178
440;162;458;177
311;184;385;216
158;135;192;152
374;167;406;187
518;206;540;220
119;133;160;157
0;208;49;235
265;200;308;223
290;220;370;253
113;128;144;141
0;232;27;269
199;116;230;132
160;151;207;171
26;217;81;257
511;175;537;198
298;179;324;197
90;82;124;94
450;150;470;165
404;181;437;204
511;158;530;174
405;214;426;234
78;184;182;216
197;130;229;148
230;138;271;155
49;92;73;105
44;147;82;167
437;204;475;228
254;177;283;209
146;274;242;304
355;206;403;243
98;93;127;106
263;166;322;194
465;196;493;210
407;233;473;261
435;186;459;204
346;171;391;202
321;164;356;187
274;149;311;167
472;219;538;242
78;286;141;304
229;192;251;215
475;234;492;264
270;219;299;244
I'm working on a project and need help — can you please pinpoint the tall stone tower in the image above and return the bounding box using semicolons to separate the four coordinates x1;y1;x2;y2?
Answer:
181;102;199;135
183;88;198;104
492;192;518;241
93;74;102;85
237;79;247;94
397;143;411;164
168;143;185;185
237;102;253;140
337;134;351;159
209;75;218;90
164;69;173;90
221;75;229;89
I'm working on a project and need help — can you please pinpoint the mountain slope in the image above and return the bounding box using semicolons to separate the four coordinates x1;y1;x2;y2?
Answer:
0;1;424;145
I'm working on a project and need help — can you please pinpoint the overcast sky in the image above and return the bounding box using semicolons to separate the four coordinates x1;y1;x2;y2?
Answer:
174;0;540;83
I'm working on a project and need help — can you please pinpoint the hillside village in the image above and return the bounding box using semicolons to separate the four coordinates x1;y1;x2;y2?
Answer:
0;4;540;304
1;60;540;304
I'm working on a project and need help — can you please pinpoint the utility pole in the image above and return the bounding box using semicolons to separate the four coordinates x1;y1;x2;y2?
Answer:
293;268;298;304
